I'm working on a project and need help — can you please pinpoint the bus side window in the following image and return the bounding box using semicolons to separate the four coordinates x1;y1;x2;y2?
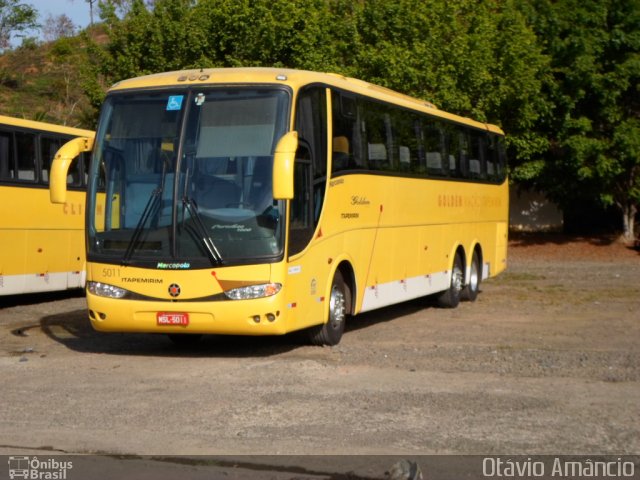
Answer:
289;143;314;257
445;126;460;177
15;131;36;182
295;86;327;225
486;134;498;181
41;136;84;187
413;118;426;174
361;101;390;171
331;91;362;173
81;152;90;186
468;130;486;180
458;131;470;178
496;136;507;181
0;131;14;180
68;145;84;186
40;136;59;183
391;109;420;173
423;121;446;177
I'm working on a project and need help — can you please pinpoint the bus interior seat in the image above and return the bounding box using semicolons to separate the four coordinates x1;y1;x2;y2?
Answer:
124;173;174;228
367;143;388;170
332;136;350;170
18;170;35;181
248;156;273;211
399;146;411;171
193;158;242;209
426;151;443;174
469;158;481;178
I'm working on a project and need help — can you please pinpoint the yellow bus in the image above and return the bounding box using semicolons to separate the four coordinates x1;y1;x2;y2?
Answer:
50;68;508;345
0;115;94;296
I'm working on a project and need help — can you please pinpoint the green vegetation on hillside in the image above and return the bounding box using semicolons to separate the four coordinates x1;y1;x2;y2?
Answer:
0;0;638;240
0;30;102;127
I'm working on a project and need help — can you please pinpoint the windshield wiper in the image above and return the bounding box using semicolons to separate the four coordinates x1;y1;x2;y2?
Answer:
181;196;223;265
122;188;162;264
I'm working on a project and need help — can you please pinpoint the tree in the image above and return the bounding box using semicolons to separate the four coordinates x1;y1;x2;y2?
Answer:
86;0;549;168
86;0;97;26
0;0;37;49
42;13;75;42
348;0;550;166
522;0;640;242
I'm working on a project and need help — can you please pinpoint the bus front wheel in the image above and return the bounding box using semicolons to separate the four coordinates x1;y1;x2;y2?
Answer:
308;270;349;346
437;253;464;308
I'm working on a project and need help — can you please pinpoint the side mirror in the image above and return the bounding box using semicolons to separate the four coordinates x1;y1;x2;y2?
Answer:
50;136;94;204
272;131;298;200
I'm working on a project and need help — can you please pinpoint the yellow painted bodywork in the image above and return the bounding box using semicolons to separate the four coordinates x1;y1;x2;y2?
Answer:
87;261;294;334
0;185;87;294
50;136;94;204
286;174;508;321
84;67;508;335
0;116;94;295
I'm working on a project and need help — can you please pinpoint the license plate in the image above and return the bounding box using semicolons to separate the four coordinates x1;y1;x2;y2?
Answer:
156;312;189;326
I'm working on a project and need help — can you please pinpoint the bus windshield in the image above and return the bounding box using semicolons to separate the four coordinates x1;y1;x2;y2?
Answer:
87;87;289;267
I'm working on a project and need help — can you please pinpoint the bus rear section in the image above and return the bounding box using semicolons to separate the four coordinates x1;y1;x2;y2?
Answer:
0;115;94;296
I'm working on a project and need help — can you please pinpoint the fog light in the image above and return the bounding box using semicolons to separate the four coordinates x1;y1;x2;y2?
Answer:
266;313;276;322
252;315;261;323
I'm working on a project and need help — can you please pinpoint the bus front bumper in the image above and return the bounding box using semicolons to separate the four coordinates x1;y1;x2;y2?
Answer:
86;292;288;335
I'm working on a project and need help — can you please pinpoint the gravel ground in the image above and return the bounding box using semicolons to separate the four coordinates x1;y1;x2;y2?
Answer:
0;235;638;476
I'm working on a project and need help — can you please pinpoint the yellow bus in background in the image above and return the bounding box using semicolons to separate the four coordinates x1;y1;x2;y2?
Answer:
0;115;94;296
50;68;508;345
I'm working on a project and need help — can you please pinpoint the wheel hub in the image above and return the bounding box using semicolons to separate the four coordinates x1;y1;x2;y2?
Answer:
329;285;346;328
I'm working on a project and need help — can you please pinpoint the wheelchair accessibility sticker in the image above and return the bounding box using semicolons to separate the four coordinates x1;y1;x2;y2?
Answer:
166;95;184;111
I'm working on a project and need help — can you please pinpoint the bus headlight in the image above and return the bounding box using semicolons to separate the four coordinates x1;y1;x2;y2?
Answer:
224;283;282;300
87;281;128;299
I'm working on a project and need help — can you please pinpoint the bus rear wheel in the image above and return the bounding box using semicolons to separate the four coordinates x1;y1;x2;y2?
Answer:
461;250;481;302
437;253;463;308
308;270;349;346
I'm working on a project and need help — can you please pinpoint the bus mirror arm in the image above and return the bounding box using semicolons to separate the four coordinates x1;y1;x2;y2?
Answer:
50;136;94;204
272;131;298;200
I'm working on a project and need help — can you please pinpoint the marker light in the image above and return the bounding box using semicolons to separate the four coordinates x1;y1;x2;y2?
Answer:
224;283;282;300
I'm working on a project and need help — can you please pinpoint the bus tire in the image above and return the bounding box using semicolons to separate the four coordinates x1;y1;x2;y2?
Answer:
308;270;349;346
461;250;481;302
437;253;463;308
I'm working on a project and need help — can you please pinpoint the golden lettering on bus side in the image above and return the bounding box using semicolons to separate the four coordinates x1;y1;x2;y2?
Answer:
350;195;371;206
437;194;501;208
63;202;83;215
437;194;463;208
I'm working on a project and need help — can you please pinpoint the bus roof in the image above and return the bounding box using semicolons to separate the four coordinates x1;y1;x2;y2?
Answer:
0;114;94;138
108;67;504;135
